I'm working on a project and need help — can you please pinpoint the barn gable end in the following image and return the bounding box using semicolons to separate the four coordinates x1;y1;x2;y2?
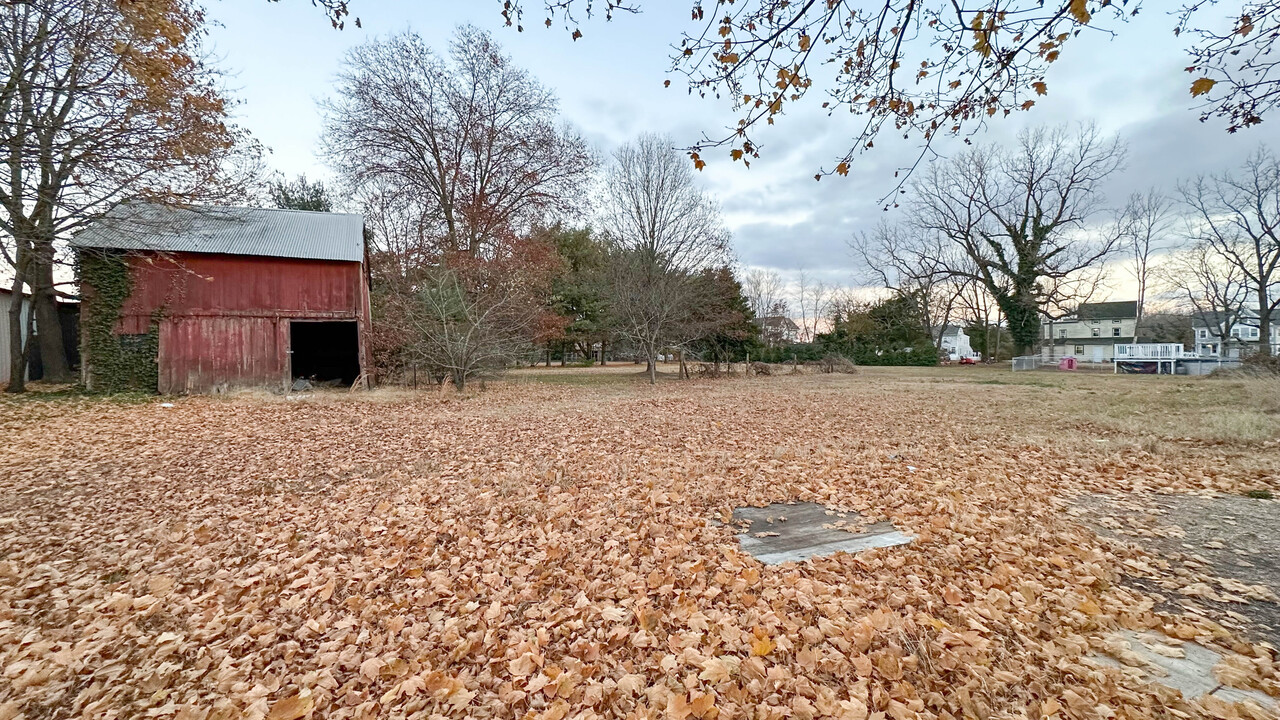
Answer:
72;205;371;394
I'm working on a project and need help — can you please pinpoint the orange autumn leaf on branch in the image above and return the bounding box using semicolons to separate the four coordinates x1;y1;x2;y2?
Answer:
1191;77;1218;97
1068;0;1092;24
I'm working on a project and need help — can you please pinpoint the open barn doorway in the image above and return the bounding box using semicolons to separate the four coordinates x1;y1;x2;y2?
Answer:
290;320;360;386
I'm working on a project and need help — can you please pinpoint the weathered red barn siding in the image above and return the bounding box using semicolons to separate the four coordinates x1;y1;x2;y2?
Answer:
115;252;371;393
158;317;287;394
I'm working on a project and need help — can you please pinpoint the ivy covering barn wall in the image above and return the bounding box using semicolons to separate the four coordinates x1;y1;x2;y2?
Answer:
77;250;159;393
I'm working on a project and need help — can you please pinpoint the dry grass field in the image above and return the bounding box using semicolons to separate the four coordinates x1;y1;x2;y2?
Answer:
1;366;1278;720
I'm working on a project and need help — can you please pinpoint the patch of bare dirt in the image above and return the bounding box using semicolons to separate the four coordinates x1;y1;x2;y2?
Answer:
1072;492;1280;647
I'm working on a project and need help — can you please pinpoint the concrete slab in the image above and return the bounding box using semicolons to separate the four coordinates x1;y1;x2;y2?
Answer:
1090;630;1278;712
730;502;913;565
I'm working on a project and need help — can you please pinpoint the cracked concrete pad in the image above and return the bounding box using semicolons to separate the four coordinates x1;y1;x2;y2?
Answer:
730;502;913;565
1090;630;1278;713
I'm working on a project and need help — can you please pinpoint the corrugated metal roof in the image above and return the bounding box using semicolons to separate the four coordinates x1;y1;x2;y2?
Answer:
70;203;365;263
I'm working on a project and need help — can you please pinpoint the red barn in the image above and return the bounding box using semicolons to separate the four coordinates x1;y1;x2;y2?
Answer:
72;204;371;394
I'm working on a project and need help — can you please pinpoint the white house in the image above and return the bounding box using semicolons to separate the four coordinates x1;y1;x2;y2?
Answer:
1192;309;1280;358
936;325;977;361
753;315;800;347
1041;301;1140;363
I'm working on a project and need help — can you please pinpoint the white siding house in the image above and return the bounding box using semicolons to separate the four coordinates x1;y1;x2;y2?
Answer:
1192;309;1280;358
937;325;977;361
753;315;800;347
1040;301;1140;363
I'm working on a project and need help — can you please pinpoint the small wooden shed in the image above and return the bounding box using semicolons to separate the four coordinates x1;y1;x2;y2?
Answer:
72;204;372;394
0;288;31;385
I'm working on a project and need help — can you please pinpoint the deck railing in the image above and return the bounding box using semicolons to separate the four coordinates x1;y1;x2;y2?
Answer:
1113;343;1193;360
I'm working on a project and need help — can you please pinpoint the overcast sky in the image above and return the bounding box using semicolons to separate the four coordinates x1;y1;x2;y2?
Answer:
205;0;1276;296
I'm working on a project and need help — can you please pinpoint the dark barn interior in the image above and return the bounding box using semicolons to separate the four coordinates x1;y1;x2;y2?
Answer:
290;321;360;385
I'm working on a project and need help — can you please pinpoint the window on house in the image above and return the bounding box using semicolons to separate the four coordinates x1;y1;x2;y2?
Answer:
1074;345;1084;355
1250;327;1259;338
1059;329;1066;338
1112;327;1121;337
1197;329;1206;339
1091;327;1100;337
1113;319;1120;324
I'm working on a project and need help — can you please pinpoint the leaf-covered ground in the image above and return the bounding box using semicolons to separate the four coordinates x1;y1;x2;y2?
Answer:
1;368;1278;720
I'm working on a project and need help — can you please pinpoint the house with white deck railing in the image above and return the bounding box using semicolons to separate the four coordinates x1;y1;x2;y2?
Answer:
1041;301;1140;363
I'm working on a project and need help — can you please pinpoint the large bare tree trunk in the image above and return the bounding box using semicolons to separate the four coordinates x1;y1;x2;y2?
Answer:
1258;289;1273;357
6;278;26;393
30;250;71;382
1;0;253;393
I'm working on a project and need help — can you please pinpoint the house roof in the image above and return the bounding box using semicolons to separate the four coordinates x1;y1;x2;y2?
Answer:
932;324;964;337
70;203;365;263
1192;311;1264;327
1076;301;1138;320
753;315;799;331
1192;309;1261;328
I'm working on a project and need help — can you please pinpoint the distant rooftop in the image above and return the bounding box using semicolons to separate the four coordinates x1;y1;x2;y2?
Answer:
754;315;799;330
70;203;365;263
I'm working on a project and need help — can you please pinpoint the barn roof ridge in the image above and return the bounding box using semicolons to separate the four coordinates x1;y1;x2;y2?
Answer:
211;204;363;217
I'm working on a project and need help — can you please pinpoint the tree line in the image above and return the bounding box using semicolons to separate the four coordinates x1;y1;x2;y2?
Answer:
315;28;763;389
852;125;1280;361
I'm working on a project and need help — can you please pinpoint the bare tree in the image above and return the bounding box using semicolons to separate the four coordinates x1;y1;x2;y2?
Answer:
400;237;562;390
1180;146;1280;355
908;124;1125;355
1;0;252;391
1115;189;1178;341
742;268;786;318
800;274;837;343
1159;241;1253;357
599;134;730;384
322;26;595;258
356;181;438;283
952;278;1005;360
794;272;809;343
851;223;969;350
794;272;832;343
